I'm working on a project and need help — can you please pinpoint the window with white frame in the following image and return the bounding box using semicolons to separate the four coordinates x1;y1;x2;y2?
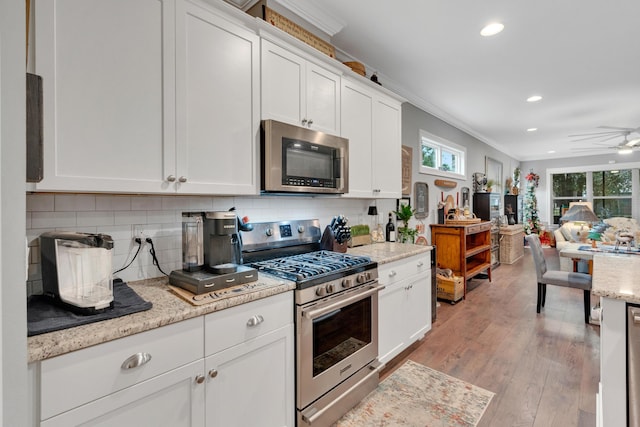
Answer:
419;130;466;179
550;167;637;224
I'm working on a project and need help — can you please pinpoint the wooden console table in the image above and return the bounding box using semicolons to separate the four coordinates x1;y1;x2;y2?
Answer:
430;222;492;299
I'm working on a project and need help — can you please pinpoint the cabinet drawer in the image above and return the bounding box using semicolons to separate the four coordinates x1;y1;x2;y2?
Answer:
40;317;204;420
466;222;492;234
378;253;430;286
205;291;293;356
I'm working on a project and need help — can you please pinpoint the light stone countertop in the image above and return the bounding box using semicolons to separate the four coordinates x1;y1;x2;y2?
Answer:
592;252;640;304
347;242;433;264
27;275;295;363
28;243;429;363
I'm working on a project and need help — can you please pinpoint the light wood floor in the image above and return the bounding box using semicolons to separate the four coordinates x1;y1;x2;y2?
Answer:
383;247;600;427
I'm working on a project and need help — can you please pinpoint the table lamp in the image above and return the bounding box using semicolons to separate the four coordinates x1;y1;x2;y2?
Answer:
559;203;599;242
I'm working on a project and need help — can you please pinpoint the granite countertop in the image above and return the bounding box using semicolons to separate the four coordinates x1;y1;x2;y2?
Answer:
27;275;295;363
27;242;430;363
592;252;640;304
347;242;432;264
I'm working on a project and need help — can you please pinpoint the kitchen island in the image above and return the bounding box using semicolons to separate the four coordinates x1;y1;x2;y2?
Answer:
591;252;640;427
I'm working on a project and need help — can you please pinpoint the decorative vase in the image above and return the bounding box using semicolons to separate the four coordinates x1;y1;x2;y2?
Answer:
512;186;519;195
508;214;515;225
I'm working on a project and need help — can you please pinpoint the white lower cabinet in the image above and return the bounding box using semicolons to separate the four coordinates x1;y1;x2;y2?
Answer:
378;253;431;364
204;291;295;427
31;292;295;427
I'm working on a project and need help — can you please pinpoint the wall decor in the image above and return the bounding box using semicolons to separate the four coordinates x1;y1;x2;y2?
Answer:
401;145;413;196
434;179;456;188
414;182;429;219
485;157;503;194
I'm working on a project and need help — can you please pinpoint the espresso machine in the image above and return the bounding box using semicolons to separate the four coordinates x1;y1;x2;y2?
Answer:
169;211;257;294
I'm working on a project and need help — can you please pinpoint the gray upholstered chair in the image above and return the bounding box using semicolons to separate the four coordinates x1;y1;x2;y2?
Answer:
525;234;592;323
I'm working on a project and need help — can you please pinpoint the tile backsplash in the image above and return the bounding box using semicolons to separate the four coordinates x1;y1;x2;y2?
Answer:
26;193;395;295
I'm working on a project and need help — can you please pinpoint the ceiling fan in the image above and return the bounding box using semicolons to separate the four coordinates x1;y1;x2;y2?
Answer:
569;126;640;154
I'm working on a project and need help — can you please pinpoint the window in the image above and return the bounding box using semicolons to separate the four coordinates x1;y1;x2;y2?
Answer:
550;168;636;224
419;130;466;179
592;169;632;217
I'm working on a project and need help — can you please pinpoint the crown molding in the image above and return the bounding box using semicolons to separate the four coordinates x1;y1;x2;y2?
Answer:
273;0;345;36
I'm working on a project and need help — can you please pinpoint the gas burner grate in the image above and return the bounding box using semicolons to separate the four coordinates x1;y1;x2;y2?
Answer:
250;250;372;283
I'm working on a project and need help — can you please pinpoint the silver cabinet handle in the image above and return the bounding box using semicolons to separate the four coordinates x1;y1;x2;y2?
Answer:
417;261;424;267
209;369;218;378
121;352;152;370
307;119;313;126
195;374;205;384
388;270;397;277
301;118;307;126
166;175;176;182
178;176;187;183
246;315;264;327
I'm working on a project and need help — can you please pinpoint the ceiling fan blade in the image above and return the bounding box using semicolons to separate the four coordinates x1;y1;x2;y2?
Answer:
597;125;637;131
569;130;626;137
570;134;621;142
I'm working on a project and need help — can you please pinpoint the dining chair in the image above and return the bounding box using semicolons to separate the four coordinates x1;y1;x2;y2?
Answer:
525;234;592;323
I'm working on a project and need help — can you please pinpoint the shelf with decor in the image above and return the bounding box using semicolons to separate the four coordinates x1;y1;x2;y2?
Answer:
430;222;492;300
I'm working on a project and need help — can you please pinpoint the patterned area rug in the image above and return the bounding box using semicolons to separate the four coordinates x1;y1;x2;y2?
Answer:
335;360;494;427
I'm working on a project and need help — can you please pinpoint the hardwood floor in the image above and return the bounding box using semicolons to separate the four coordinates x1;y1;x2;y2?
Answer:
383;247;600;427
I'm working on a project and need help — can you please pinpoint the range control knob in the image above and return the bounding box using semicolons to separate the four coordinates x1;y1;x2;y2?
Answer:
356;274;365;284
315;286;326;297
342;278;353;288
297;225;305;233
326;283;335;293
265;228;274;237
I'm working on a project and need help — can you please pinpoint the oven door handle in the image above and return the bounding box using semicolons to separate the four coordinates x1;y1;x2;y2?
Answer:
301;360;385;425
302;285;384;320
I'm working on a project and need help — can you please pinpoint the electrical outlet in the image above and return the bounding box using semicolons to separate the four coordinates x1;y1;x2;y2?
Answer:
133;225;148;242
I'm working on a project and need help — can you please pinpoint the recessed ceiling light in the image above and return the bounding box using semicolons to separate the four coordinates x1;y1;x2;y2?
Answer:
547;150;556;154
527;128;538;132
480;22;504;37
527;95;542;103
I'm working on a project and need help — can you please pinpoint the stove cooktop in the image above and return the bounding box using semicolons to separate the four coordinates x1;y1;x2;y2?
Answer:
250;250;375;288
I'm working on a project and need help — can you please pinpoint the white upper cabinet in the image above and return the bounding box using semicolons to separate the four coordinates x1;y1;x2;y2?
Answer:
341;77;402;198
261;39;340;135
35;0;173;193
174;0;259;195
34;0;259;195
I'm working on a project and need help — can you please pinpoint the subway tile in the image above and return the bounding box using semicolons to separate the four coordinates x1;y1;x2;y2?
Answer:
26;193;54;212
31;211;77;229
77;211;115;227
55;194;96;211
131;196;163;211
147;210;177;224
188;196;216;210
100;225;134;241
114;211;147;225
96;195;132;211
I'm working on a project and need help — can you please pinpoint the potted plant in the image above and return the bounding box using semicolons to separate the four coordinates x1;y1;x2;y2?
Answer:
485;179;495;193
394;204;417;243
512;167;521;194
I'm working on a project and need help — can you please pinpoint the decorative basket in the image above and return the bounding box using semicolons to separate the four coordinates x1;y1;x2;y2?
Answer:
343;61;366;76
436;275;464;303
444;218;482;225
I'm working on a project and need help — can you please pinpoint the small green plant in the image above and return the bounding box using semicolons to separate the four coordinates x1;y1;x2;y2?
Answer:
394;204;417;243
486;179;495;191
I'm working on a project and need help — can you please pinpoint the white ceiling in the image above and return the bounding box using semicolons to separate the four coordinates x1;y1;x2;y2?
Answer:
286;0;640;161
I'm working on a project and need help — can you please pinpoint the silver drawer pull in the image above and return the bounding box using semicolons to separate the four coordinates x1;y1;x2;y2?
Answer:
246;315;264;327
225;278;236;283
388;270;397;277
121;352;152;370
417;261;424;267
209;369;218;378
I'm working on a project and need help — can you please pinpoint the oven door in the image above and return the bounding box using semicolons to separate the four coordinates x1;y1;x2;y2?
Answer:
296;282;380;409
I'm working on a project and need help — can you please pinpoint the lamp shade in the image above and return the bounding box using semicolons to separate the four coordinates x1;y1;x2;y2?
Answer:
367;206;378;216
559;204;599;223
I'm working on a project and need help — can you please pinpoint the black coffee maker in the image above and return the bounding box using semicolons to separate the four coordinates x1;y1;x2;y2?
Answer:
169;210;257;294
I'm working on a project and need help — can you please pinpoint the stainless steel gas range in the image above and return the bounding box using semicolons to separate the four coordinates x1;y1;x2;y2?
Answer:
242;219;384;426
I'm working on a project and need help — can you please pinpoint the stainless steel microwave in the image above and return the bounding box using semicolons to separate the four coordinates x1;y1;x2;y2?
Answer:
261;120;349;194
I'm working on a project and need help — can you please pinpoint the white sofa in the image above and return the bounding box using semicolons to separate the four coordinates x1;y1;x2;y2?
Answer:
553;217;640;271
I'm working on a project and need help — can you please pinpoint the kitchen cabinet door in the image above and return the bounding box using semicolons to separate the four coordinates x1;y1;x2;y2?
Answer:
205;325;295;427
341;79;374;198
371;95;402;199
34;0;175;193
174;0;259;195
341;78;402;198
262;40;340;135
41;360;206;427
378;254;432;364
